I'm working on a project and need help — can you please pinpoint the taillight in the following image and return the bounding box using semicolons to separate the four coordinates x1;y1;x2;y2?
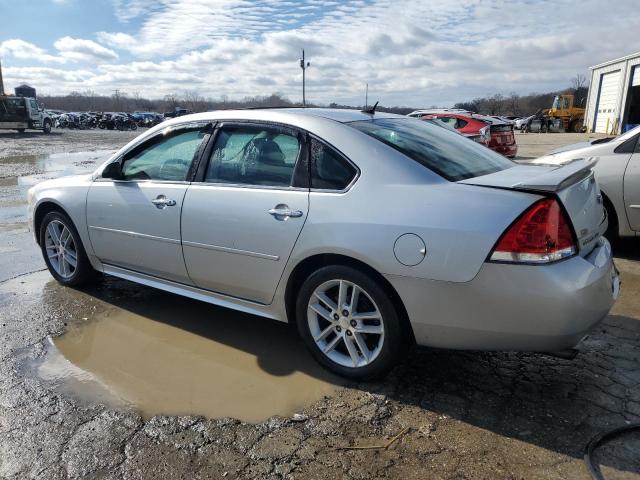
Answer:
489;198;576;264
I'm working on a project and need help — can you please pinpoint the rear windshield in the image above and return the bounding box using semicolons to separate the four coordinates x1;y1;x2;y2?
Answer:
350;118;514;181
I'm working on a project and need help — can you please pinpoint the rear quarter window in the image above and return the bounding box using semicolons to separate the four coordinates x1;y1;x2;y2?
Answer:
349;117;514;181
310;138;357;190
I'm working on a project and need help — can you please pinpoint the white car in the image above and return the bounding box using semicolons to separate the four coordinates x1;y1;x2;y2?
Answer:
531;126;640;238
515;115;534;130
28;109;618;377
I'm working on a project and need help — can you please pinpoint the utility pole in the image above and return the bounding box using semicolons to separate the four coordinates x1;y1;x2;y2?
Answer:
299;49;310;106
365;83;368;109
0;58;5;96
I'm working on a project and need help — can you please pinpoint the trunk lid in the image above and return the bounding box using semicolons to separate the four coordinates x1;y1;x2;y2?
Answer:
460;160;605;256
489;124;515;146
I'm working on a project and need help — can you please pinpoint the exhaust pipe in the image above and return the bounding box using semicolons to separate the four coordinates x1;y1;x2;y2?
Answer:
543;348;579;360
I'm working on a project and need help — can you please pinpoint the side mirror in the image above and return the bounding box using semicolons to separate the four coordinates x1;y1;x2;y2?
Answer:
102;162;123;180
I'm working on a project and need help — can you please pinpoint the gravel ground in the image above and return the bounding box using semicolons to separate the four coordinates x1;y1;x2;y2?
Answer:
0;129;638;479
0;129;140;159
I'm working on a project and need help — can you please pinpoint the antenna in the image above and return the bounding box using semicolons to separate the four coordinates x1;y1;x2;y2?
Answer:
361;100;378;115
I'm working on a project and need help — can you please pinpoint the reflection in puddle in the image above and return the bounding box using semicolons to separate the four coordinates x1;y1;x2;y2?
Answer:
35;305;341;422
0;151;114;224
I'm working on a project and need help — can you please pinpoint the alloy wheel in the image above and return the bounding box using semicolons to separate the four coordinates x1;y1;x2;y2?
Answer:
44;220;78;279
307;279;385;368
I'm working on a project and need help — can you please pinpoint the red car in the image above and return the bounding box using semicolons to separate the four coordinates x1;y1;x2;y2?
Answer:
420;113;518;158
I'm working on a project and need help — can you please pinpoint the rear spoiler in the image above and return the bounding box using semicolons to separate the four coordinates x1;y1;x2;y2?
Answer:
513;159;597;193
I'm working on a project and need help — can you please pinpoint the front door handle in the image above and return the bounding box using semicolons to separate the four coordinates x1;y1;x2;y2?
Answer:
151;195;176;209
268;206;303;218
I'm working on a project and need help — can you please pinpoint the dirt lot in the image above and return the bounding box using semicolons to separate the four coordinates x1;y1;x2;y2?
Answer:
0;128;639;479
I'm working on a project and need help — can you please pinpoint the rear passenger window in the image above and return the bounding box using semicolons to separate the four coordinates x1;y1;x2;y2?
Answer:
437;116;457;127
205;125;301;187
310;138;357;190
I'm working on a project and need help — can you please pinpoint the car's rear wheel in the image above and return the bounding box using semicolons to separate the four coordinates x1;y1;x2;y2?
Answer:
295;265;407;378
602;197;618;243
40;211;97;286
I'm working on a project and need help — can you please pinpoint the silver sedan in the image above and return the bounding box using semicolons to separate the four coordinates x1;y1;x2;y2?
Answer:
28;109;619;377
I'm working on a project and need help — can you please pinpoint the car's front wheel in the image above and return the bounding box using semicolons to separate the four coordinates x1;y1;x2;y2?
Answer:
296;265;408;378
40;211;97;286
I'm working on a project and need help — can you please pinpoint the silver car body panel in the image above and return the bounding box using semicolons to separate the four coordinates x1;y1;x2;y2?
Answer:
27;109;618;352
531;127;640;237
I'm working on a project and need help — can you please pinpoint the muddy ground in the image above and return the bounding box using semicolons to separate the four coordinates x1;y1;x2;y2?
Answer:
0;129;639;479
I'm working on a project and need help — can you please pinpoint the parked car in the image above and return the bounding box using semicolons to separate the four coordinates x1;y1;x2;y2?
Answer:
515;115;534;130
164;108;192;118
28;109;618;377
531;125;640;239
423;113;517;157
490;116;516;125
407;108;471;118
420;114;490;144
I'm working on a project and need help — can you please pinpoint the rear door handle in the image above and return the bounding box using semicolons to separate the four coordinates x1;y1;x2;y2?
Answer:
151;195;176;209
268;207;303;218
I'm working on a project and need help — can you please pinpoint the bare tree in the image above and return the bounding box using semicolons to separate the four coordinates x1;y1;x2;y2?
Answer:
571;74;587;91
486;94;505;115
509;92;520;116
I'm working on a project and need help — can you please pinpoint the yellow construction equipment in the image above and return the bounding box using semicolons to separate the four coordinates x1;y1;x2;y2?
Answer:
543;94;585;132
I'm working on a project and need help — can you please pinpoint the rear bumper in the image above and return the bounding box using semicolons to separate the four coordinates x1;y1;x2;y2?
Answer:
490;144;518;157
386;236;618;352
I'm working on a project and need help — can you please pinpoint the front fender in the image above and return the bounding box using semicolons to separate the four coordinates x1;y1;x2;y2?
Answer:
30;175;103;270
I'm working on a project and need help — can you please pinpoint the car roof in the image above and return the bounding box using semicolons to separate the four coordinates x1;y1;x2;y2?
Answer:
162;107;403;126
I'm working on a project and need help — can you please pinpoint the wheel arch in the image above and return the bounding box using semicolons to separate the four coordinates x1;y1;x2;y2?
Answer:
284;253;415;344
33;200;69;245
599;189;620;236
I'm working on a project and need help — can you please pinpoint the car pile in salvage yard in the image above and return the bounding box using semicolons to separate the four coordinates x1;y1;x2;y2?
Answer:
1;5;640;479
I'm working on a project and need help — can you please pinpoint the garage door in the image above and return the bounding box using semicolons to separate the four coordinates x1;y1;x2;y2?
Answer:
633;66;640;87
594;70;621;133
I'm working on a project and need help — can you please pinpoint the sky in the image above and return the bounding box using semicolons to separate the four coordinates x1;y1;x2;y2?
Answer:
0;0;638;107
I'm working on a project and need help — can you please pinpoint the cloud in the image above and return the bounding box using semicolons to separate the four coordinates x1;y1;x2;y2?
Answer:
53;36;119;62
5;0;640;106
0;37;117;66
0;39;65;64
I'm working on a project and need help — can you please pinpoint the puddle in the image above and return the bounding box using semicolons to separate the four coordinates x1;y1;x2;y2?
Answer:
31;301;342;423
16;150;115;186
0;150;114;224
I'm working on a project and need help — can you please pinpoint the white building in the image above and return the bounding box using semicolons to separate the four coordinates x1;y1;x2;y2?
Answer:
585;51;640;134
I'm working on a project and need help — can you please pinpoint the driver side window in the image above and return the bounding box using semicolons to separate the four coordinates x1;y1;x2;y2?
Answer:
122;129;206;181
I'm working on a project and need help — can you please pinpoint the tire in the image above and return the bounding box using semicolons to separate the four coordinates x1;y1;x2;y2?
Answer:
295;265;408;378
570;119;584;133
43;120;52;134
39;211;97;287
17;128;25;133
130;123;138;131
602;198;618;243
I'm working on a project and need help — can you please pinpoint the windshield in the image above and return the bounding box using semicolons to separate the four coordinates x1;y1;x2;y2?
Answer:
349;117;514;181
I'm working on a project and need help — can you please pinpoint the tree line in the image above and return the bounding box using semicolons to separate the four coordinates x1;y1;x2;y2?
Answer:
37;75;588;116
453;75;588;116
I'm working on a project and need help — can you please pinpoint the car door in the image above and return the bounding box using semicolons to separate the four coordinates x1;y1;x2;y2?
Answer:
181;122;308;304
86;123;210;283
623;134;640;230
28;98;42;126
